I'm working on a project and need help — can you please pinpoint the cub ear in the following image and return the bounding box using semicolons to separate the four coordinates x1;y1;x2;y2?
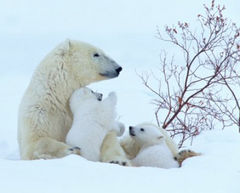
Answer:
157;136;164;140
82;88;89;95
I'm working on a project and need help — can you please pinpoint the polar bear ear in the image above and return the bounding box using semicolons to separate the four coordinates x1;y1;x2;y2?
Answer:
62;39;72;51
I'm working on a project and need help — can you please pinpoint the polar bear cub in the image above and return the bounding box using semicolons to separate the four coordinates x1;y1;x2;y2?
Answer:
66;87;124;162
129;123;179;168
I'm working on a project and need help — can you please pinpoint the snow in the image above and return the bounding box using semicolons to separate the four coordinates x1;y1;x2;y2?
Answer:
1;129;240;193
0;0;240;193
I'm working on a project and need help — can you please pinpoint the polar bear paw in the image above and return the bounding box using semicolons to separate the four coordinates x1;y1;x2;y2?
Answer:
176;149;201;166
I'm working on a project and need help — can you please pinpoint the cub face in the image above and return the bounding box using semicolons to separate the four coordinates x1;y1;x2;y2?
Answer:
70;87;103;113
129;123;164;146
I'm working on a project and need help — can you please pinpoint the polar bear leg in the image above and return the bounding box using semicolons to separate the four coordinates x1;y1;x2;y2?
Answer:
22;137;80;160
100;130;131;166
120;135;141;159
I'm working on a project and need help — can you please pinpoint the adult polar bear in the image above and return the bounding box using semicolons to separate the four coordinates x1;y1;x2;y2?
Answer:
18;39;124;160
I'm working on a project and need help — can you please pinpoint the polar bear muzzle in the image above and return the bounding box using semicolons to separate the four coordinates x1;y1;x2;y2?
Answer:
97;55;122;78
99;66;122;78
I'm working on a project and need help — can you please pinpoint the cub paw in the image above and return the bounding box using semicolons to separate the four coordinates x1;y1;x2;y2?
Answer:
109;159;131;166
68;146;81;155
108;91;116;98
114;122;125;136
108;92;117;102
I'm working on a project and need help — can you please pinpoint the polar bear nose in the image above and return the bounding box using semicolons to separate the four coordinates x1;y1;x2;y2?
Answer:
129;126;133;130
116;67;122;73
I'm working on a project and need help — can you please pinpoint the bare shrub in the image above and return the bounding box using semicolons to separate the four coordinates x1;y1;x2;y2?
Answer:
140;0;240;147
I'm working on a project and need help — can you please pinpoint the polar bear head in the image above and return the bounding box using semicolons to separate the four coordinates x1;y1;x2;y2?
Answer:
129;123;165;147
57;39;122;85
69;87;103;114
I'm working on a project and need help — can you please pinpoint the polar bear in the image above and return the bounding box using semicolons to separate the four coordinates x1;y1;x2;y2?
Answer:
121;123;179;160
100;130;131;166
128;123;179;168
121;123;200;167
66;87;124;162
18;39;124;160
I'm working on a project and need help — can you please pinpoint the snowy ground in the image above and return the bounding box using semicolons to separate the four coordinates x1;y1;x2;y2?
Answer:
1;0;240;193
1;129;240;193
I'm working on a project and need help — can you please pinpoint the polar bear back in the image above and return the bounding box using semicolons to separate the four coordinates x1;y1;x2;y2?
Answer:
132;143;179;168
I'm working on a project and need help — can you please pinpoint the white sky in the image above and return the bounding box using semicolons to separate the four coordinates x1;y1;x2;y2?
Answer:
1;0;239;36
0;0;239;74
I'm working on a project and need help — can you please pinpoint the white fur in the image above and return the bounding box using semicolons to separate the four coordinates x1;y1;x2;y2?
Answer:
100;130;131;166
130;123;179;168
121;123;179;159
18;39;122;160
66;88;123;161
133;144;178;168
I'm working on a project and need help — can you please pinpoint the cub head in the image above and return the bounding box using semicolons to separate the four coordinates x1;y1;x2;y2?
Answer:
58;39;122;85
70;87;103;113
129;123;165;147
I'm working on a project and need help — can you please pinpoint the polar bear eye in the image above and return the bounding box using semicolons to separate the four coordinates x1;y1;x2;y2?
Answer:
93;53;100;57
140;128;145;132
